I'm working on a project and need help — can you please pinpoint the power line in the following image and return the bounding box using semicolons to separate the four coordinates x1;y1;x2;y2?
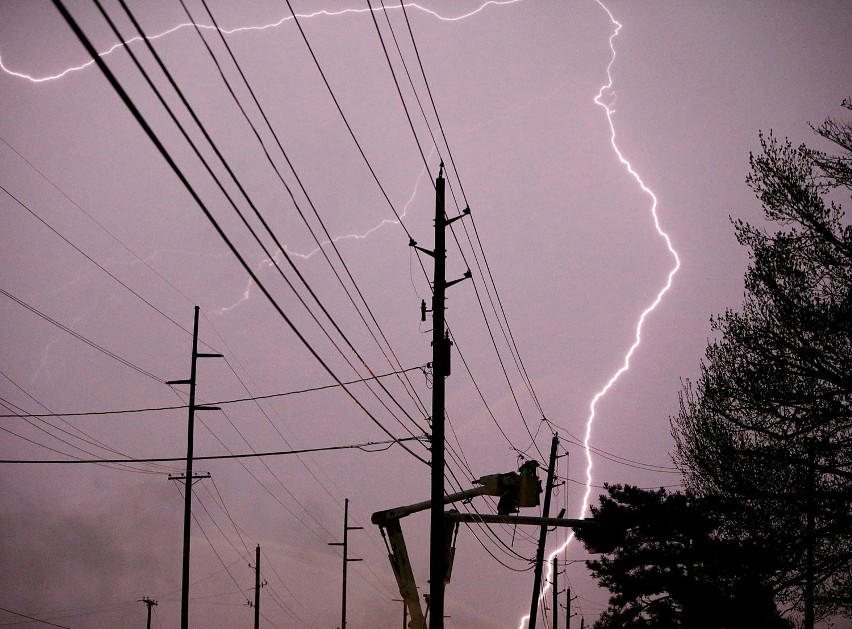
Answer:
183;0;430;424
0;365;425;418
0;180;194;342
0;605;72;629
0;287;164;383
51;0;427;465
0;436;426;464
0;397;163;475
104;0;424;443
0;135;199;310
0;369;181;475
367;1;547;460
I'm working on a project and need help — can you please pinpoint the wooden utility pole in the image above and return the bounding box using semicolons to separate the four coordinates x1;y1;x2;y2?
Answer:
329;498;363;629
528;434;559;629
392;598;408;629
139;597;157;629
565;588;571;629
429;164;448;629
254;545;261;629
805;440;815;629
552;557;558;629
167;306;221;629
410;162;469;629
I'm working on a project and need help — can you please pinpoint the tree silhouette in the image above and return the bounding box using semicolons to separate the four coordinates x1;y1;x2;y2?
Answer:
575;485;790;629
671;101;852;621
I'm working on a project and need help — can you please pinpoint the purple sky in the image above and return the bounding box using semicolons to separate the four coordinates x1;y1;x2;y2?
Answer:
1;1;850;627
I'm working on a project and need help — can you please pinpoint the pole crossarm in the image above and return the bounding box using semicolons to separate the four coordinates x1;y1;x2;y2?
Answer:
171;306;223;629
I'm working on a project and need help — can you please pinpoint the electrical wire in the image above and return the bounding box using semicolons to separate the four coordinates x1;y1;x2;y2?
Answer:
0;365;424;418
0;369;181;474
365;2;547;461
51;0;428;465
0;287;164;383
0;181;194;342
171;481;249;600
0;398;161;475
0;435;425;464
106;0;425;445
0;606;71;629
184;0;430;424
197;406;339;540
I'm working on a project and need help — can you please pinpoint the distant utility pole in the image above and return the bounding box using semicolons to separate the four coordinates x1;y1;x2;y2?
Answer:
138;597;157;629
563;587;575;629
167;305;222;629
392;598;408;629
252;544;264;629
528;434;559;629
805;440;815;629
410;162;470;629
552;557;559;629
329;498;363;629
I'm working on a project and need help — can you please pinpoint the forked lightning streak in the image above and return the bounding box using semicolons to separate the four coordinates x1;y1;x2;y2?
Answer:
517;2;680;627
1;2;680;624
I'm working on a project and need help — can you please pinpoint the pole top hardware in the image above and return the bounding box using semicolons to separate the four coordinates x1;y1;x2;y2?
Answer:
410;237;435;258
445;270;471;290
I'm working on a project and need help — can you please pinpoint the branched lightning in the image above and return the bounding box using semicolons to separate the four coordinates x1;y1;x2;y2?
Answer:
214;153;432;315
5;1;681;623
517;2;680;627
0;1;522;83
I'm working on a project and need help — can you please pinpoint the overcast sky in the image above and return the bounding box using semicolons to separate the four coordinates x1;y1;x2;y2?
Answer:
1;1;850;628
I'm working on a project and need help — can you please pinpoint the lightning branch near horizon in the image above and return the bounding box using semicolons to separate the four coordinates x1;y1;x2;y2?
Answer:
519;2;681;627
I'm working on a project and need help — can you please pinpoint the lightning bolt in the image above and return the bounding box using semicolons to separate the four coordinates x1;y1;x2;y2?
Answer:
0;1;523;84
214;152;433;315
517;2;680;627
0;2;482;314
4;2;681;623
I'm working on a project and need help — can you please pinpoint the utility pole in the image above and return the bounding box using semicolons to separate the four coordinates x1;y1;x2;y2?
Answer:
254;545;261;629
329;498;363;629
528;434;559;629
139;597;157;629
565;588;571;629
410;162;469;629
392;598;408;629
552;557;558;629
167;305;222;629
805;439;815;629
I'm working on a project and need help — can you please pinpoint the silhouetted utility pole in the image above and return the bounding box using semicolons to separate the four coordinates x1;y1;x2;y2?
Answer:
528;434;559;629
552;557;559;629
410;162;470;629
565;587;571;629
139;597;157;629
392;598;408;629
167;305;222;629
253;545;262;629
805;440;815;629
329;498;363;629
562;587;578;629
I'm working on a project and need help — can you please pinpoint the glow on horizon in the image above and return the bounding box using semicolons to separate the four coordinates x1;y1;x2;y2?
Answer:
0;1;522;83
518;1;681;627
